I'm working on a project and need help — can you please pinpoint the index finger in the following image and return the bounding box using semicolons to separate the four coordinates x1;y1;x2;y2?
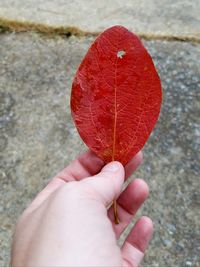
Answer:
26;150;143;214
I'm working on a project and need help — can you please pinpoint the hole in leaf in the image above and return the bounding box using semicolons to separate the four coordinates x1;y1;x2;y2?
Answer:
117;50;126;58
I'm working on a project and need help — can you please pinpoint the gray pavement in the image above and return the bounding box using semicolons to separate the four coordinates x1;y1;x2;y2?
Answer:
0;32;200;267
0;0;200;40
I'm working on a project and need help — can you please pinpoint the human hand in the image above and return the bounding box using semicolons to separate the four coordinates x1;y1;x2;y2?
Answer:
11;150;153;267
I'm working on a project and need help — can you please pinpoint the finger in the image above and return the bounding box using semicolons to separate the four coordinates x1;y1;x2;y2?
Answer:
124;151;143;180
82;161;125;207
26;150;142;214
57;150;104;182
38;150;142;208
122;216;153;267
108;179;149;237
60;150;142;182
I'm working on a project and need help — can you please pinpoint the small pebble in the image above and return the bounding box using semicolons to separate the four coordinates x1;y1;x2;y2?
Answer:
162;239;172;247
186;261;193;266
175;243;184;252
166;223;176;235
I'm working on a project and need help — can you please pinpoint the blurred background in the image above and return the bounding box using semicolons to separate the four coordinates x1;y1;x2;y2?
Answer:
0;1;199;266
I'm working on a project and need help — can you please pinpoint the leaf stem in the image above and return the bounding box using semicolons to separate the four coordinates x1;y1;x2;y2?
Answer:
113;199;119;224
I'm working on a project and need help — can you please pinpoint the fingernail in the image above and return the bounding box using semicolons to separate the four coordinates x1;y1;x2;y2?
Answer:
102;161;121;172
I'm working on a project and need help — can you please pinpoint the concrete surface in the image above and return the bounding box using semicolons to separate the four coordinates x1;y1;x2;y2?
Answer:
0;32;200;267
0;0;200;40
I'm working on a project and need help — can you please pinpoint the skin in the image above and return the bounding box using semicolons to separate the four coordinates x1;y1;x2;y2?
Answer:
11;150;153;267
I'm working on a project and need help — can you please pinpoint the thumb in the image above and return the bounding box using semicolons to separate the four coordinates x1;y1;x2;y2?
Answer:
82;161;125;207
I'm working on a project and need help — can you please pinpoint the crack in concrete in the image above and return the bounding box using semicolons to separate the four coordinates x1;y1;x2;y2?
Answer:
0;17;200;44
0;17;96;37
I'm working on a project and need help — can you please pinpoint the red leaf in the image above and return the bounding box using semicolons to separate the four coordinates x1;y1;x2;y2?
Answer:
70;26;162;165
